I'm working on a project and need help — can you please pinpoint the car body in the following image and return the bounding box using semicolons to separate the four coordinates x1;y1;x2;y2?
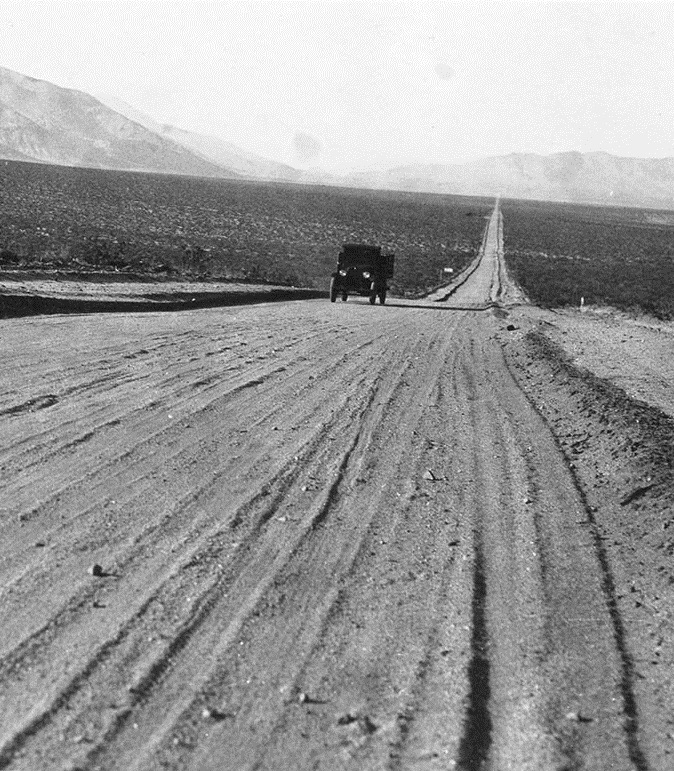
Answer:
329;244;394;305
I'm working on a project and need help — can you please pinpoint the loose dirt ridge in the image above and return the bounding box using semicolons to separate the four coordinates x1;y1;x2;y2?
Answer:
0;202;648;769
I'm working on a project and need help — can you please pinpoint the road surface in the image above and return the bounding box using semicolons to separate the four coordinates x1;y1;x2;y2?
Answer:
0;203;654;769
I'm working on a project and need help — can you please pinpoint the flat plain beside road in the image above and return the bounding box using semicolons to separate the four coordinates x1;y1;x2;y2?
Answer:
1;204;674;770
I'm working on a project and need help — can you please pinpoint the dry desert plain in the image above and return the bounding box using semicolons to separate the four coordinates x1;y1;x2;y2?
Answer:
2;203;674;770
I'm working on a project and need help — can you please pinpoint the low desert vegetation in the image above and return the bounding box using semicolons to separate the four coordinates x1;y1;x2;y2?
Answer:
0;160;490;296
503;198;674;319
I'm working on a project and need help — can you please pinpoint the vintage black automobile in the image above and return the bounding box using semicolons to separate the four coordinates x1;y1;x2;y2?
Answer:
329;244;395;305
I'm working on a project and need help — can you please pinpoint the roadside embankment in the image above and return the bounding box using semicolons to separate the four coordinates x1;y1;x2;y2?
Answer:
0;274;325;318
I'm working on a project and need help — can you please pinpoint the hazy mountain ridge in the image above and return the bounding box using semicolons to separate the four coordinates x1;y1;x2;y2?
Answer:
342;151;674;209
95;94;304;181
0;66;235;177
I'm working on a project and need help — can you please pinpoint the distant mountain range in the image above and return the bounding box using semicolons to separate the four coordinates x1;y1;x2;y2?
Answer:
2;65;673;209
343;152;674;209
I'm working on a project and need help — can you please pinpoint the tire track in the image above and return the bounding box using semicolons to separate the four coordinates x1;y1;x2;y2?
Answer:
503;345;649;771
450;316;641;770
423;202;643;770
455;534;491;771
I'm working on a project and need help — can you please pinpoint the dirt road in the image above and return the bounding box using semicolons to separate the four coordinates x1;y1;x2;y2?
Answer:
0;203;666;769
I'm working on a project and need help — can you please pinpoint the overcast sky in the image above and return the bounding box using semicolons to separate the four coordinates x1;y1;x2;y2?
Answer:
1;1;672;170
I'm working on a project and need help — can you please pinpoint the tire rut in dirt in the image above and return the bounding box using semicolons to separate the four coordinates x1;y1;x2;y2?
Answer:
504;333;652;771
455;536;491;771
451;315;643;770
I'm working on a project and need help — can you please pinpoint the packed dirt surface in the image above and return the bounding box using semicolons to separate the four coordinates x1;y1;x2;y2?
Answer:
1;202;673;770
